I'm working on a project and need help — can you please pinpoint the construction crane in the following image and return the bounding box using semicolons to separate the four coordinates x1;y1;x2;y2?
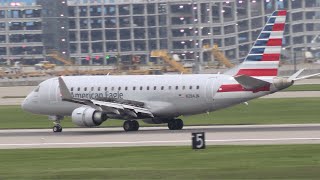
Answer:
47;50;74;66
150;50;191;74
203;44;234;68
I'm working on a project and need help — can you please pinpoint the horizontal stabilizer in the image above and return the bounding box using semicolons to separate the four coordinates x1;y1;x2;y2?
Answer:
234;75;271;90
288;69;320;81
294;73;320;81
288;69;305;81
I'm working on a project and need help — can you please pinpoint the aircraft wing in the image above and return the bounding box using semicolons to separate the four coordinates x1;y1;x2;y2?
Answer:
58;77;154;118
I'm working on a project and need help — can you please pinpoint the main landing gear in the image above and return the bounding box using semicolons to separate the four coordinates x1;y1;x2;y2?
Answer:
168;119;184;130
123;120;140;132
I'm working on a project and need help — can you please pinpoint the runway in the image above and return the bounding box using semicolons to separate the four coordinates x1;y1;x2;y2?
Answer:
1;124;320;149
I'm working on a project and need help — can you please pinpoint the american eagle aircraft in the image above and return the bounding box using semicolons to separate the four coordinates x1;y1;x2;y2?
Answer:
22;10;319;132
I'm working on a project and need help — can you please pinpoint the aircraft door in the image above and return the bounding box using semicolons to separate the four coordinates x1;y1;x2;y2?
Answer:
205;77;219;104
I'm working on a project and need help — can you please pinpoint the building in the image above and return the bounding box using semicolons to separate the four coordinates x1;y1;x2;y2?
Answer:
0;0;68;65
0;0;319;66
67;0;320;66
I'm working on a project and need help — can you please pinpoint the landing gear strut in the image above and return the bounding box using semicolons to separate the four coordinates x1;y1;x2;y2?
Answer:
123;120;139;132
53;124;63;132
168;119;184;130
49;115;64;133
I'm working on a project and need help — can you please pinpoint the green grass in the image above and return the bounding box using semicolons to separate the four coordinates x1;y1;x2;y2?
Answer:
1;97;320;129
284;84;320;91
0;145;320;179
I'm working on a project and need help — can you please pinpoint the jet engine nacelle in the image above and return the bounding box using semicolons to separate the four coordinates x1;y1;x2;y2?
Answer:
71;106;108;127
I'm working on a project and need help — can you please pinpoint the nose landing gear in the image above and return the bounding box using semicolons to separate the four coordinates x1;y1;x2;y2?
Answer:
49;115;64;133
53;124;63;132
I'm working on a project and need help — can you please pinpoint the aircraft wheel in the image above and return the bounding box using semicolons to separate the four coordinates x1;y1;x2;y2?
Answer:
168;119;184;130
132;120;140;131
176;119;184;130
53;125;62;132
123;120;139;131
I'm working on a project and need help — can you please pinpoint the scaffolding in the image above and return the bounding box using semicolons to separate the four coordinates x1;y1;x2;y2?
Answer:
47;50;74;65
150;50;191;74
203;44;235;68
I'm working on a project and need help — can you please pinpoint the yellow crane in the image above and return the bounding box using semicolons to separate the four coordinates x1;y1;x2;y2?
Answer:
150;50;191;74
47;50;74;66
203;44;234;68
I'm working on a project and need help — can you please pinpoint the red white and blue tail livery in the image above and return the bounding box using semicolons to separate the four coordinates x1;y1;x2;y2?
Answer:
237;10;287;78
21;10;320;133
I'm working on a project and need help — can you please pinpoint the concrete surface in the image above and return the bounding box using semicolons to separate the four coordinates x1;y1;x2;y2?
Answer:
1;124;320;149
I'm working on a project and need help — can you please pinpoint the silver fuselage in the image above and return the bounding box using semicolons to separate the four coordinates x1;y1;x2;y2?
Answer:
22;74;274;118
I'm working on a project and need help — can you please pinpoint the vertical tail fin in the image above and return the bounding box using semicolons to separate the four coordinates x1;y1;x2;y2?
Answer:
236;10;287;78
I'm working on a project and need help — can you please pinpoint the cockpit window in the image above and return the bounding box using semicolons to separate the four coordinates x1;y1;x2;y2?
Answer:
34;86;40;92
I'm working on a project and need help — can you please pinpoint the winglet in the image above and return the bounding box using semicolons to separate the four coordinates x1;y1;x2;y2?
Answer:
58;77;73;100
234;75;271;90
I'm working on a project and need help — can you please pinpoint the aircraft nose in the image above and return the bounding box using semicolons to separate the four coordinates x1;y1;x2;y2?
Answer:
21;97;29;111
21;94;34;112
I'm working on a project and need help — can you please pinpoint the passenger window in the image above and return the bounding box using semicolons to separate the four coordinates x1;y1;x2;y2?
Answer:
189;86;192;90
125;87;128;91
196;86;200;89
161;86;164;90
104;87;107;91
140;86;143;90
133;87;136;90
168;86;172;90
71;87;74;91
98;87;101;91
91;87;94;91
175;86;178;90
182;86;185;90
147;86;150;90
77;87;80;91
118;87;121;91
111;87;114;91
154;86;156;90
84;87;87;91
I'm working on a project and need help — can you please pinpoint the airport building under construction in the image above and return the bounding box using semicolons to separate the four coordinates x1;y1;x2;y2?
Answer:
0;0;319;66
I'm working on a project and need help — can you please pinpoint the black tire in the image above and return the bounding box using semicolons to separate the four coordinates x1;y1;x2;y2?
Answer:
168;120;177;130
123;121;133;131
176;119;184;130
168;119;184;130
132;120;140;131
53;125;62;133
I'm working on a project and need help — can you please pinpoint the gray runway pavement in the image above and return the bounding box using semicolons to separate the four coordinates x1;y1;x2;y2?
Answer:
1;124;320;149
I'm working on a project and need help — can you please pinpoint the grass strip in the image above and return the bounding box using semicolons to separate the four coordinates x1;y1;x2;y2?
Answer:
0;144;320;179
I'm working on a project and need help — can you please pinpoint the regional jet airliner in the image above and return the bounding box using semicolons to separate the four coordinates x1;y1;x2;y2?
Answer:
21;10;319;132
